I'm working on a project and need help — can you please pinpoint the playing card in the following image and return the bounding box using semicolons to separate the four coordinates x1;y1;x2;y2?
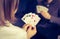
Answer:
22;14;30;24
36;5;49;13
21;12;41;27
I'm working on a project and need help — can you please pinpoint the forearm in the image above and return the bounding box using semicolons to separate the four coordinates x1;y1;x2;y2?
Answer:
50;16;60;25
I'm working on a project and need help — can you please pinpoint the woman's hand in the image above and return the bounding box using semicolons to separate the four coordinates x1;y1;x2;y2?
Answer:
23;24;37;39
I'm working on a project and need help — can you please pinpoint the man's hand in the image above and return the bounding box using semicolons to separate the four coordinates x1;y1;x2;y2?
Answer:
36;5;51;20
40;11;51;20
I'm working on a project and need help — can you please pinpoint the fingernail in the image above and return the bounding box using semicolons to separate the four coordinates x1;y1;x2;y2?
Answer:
26;26;30;31
32;27;34;30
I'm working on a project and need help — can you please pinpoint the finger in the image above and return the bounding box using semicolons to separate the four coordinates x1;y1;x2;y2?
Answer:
27;26;31;32
26;26;30;31
23;24;32;31
32;27;37;34
32;27;34;30
32;27;36;30
27;26;36;31
23;24;29;30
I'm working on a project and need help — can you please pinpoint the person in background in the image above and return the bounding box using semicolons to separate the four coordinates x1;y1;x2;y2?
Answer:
15;0;60;39
0;0;37;39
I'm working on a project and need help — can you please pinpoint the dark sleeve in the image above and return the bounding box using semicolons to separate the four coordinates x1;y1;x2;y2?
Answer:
49;0;60;25
50;16;60;25
50;9;60;25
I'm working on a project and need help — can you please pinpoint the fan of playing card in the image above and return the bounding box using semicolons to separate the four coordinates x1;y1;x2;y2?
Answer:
36;5;49;13
21;12;41;27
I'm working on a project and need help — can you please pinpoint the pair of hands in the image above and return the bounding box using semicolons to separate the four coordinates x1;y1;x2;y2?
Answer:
23;24;37;39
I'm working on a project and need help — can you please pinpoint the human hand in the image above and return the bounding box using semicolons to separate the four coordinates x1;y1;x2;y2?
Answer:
23;24;37;39
40;11;51;20
36;5;48;13
36;5;51;19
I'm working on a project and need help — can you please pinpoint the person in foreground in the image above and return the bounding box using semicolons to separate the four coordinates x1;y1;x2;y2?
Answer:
0;0;37;39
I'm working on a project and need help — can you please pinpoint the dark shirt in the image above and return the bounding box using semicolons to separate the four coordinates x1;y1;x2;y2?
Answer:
36;0;60;29
41;0;60;25
24;0;60;28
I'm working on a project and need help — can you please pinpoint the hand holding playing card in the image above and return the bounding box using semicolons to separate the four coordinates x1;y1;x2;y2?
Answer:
36;5;51;20
21;12;41;27
36;5;49;13
23;24;37;39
